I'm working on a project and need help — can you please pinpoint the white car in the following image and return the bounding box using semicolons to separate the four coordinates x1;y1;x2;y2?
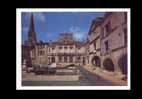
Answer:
49;63;57;68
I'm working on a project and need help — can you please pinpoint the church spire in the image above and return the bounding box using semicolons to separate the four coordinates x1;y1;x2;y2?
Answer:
28;13;35;33
28;13;37;46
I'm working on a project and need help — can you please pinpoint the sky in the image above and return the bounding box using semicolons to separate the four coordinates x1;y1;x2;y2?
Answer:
22;12;105;44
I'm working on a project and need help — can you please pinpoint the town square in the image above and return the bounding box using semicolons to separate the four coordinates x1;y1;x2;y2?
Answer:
16;9;130;90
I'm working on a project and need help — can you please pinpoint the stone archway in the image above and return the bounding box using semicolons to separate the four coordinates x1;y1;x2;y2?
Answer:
91;56;101;67
103;58;114;71
51;57;55;63
118;54;127;75
82;57;86;65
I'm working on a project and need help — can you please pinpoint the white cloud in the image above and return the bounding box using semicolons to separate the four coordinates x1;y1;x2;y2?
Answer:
74;32;85;41
69;26;80;32
34;13;46;22
69;26;87;41
24;12;46;23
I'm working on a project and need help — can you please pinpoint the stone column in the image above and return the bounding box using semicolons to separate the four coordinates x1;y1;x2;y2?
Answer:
55;56;58;63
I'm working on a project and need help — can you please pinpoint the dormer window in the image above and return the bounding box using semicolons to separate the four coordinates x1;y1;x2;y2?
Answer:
64;46;67;49
70;46;73;49
105;21;111;34
52;47;55;50
59;46;62;49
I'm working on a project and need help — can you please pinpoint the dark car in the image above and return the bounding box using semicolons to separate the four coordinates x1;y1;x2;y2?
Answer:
47;67;56;74
33;64;56;75
33;65;47;75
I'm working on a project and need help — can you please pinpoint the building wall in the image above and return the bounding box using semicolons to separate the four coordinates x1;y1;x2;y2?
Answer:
101;12;127;73
27;12;127;76
88;12;127;75
31;37;87;66
88;18;102;66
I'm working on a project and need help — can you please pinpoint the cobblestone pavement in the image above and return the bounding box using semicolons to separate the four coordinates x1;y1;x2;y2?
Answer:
83;65;127;86
22;66;118;86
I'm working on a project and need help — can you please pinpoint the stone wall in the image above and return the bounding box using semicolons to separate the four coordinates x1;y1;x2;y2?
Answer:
88;12;127;76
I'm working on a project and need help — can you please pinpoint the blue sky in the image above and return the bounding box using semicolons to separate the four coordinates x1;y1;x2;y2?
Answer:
22;12;104;44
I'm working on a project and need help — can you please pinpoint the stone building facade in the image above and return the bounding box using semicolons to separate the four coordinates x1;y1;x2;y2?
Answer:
32;33;87;66
88;12;127;77
22;12;128;77
22;14;87;67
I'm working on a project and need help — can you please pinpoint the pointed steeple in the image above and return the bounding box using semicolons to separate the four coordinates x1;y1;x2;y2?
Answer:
28;13;37;46
28;13;35;33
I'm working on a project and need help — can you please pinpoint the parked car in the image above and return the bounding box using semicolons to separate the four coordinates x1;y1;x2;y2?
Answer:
33;65;47;75
33;64;56;75
47;63;57;74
